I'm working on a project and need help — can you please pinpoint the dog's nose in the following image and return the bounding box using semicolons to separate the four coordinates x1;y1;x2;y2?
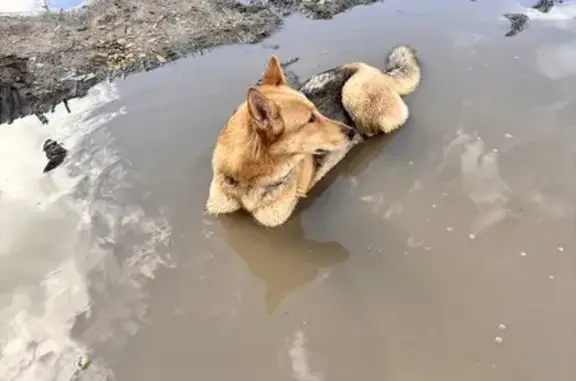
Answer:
342;125;356;140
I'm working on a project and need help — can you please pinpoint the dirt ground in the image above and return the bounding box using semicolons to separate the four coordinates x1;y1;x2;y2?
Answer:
0;0;379;126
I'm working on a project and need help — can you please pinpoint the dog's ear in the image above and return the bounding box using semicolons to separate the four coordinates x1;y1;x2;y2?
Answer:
261;56;287;86
247;86;278;129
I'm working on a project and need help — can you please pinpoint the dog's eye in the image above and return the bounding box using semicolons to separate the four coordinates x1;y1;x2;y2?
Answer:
223;176;237;186
308;113;316;123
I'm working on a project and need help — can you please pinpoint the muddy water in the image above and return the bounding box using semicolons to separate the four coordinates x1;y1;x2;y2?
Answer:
2;0;576;380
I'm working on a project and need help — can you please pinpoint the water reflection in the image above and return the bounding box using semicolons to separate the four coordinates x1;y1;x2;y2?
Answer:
0;83;173;381
219;213;349;313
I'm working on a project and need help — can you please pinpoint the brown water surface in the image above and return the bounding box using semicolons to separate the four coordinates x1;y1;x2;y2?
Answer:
2;0;576;380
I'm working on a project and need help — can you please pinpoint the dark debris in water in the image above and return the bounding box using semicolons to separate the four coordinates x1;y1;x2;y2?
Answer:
502;0;564;37
532;0;563;13
43;139;67;173
504;13;529;37
280;56;299;68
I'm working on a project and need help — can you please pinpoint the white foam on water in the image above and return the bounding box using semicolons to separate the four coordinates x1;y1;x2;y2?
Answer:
287;330;322;381
0;83;172;381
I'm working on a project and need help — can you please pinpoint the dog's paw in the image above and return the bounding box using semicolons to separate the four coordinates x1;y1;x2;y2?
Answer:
296;189;308;198
205;199;241;216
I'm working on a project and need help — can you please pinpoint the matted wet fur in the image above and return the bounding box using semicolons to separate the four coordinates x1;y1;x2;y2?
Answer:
206;44;421;227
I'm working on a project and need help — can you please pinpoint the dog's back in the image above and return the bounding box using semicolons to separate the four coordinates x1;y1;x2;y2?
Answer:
299;44;421;183
299;66;358;128
300;44;420;136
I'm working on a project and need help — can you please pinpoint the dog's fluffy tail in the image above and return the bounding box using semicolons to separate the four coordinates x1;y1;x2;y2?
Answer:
384;45;421;96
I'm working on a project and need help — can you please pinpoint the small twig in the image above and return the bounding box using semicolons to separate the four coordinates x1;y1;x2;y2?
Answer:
153;14;167;28
280;57;299;68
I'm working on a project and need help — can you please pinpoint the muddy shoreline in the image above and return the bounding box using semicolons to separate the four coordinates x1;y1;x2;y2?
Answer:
0;0;380;126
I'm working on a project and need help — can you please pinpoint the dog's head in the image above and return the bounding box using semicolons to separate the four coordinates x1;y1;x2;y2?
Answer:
244;56;355;156
209;56;356;211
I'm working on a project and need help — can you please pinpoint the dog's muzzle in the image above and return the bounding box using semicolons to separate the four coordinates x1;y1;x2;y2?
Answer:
341;125;356;140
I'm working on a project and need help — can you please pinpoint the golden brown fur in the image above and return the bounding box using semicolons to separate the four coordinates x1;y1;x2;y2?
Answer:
206;45;421;227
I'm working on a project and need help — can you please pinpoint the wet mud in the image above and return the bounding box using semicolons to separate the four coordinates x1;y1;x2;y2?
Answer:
0;0;379;126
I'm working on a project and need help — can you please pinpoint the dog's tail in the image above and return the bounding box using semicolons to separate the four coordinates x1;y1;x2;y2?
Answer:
383;45;421;96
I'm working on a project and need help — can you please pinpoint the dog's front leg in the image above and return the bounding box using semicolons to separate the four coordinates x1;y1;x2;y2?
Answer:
205;179;241;215
296;155;315;198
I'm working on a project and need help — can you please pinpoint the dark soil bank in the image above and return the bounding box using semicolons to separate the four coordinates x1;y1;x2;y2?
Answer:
0;0;380;125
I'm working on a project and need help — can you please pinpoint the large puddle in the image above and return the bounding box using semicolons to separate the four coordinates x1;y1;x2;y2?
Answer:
2;0;576;380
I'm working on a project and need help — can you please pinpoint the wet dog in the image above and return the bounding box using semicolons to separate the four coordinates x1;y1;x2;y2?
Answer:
206;45;421;227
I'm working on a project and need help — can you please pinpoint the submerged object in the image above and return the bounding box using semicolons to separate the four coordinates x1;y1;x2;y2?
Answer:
504;13;529;37
532;0;562;13
43;139;67;173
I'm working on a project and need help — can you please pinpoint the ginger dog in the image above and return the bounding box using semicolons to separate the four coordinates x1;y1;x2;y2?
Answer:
206;45;420;227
